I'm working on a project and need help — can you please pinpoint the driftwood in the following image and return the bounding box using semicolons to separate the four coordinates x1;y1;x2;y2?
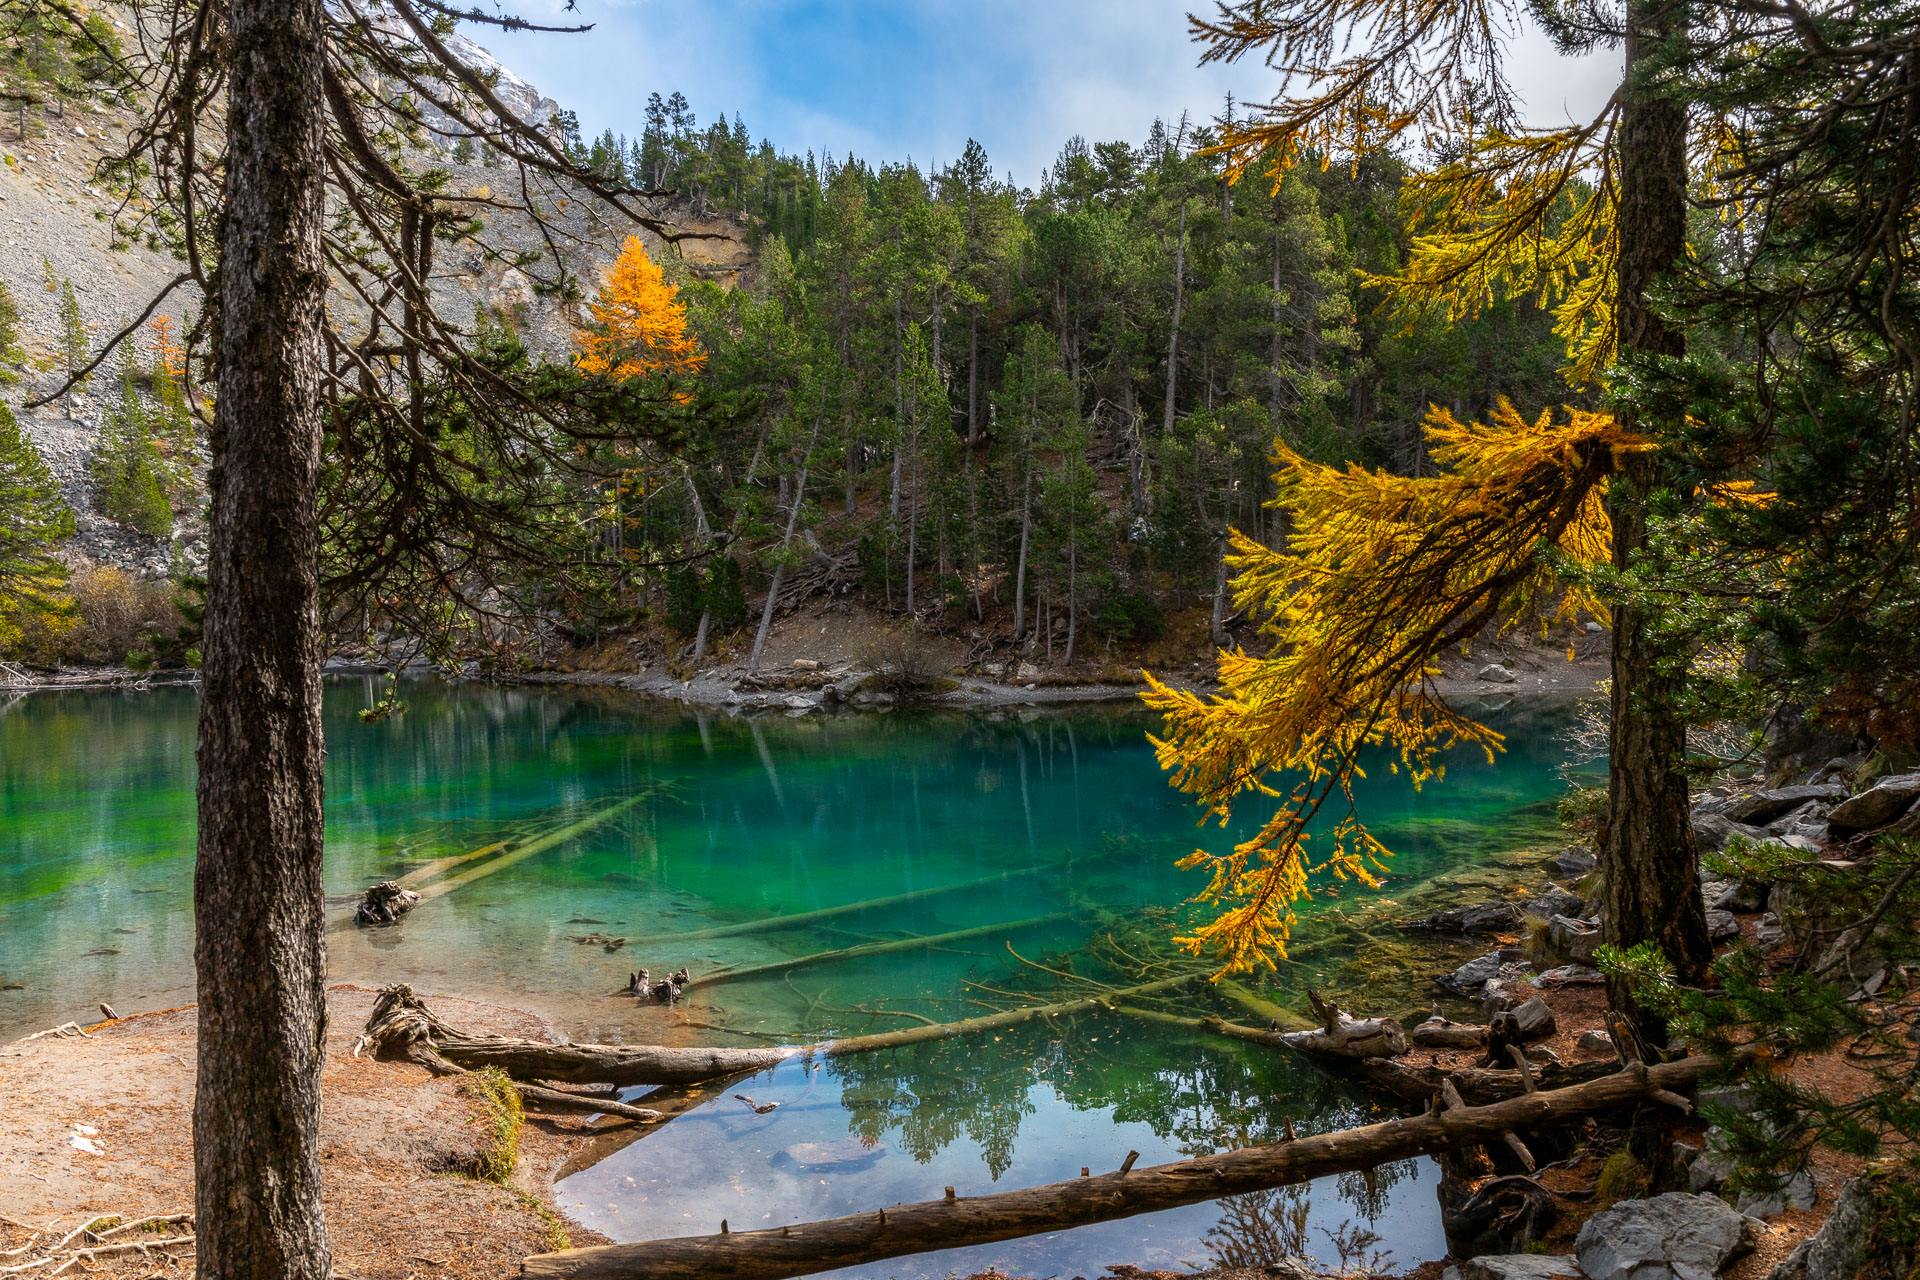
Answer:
521;1055;1724;1280
633;865;1058;945
355;880;421;926
1411;1016;1488;1049
700;914;1072;988
1273;991;1406;1059
355;975;1203;1087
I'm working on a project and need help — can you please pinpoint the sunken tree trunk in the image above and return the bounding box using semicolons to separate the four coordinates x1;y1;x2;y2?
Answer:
1603;0;1713;1021
193;0;334;1277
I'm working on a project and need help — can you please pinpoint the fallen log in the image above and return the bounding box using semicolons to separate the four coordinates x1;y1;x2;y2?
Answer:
415;793;654;905
1273;990;1406;1059
520;1055;1727;1280
1355;1056;1619;1106
633;864;1060;945
393;840;510;889
700;914;1073;988
356;974;1204;1087
1411;1016;1488;1050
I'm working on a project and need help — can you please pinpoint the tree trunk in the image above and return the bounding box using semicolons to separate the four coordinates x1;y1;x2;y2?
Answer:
1604;0;1713;1017
968;312;979;443
1012;465;1033;641
1162;198;1187;436
195;0;334;1276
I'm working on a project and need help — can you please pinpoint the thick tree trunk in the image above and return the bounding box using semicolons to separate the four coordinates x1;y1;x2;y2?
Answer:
1604;0;1713;1011
194;0;333;1277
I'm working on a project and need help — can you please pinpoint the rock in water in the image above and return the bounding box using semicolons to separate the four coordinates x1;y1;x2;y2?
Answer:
1478;663;1519;683
781;1138;887;1170
1464;1257;1583;1280
1575;1193;1757;1280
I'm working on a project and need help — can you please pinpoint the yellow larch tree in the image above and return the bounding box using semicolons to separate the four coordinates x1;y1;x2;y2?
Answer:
1145;403;1640;972
575;235;706;381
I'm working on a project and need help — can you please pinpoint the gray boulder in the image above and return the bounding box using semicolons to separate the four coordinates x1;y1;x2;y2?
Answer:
1710;880;1769;914
1826;773;1920;833
1766;1173;1898;1280
1464;1257;1583;1280
1479;663;1519;684
1705;909;1741;941
1722;784;1848;826
1577;1029;1618;1054
1765;800;1831;840
1549;914;1604;965
1755;912;1787;949
1420;901;1522;934
1691;812;1768;854
1554;847;1598;877
1734;1171;1817;1218
1527;885;1589;919
1442;950;1509;994
1574;1193;1757;1280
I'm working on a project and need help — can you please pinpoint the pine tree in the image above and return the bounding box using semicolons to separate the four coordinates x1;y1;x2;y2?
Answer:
57;278;87;412
0;402;76;658
94;342;173;537
0;279;23;383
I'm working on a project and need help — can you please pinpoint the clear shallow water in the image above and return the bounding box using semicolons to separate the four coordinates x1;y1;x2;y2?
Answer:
0;680;1578;1276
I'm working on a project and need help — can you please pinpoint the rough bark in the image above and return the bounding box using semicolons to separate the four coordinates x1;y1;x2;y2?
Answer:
521;1057;1719;1280
193;0;334;1276
1604;0;1713;1010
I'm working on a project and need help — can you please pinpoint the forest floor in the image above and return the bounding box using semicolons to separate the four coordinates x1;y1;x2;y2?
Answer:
0;986;612;1279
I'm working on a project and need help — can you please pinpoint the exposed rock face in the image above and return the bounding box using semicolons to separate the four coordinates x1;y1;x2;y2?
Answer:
1826;773;1920;833
1574;1193;1756;1280
1704;909;1741;941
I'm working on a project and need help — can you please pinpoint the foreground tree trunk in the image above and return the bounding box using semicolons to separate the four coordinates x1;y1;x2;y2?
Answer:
193;0;333;1276
1603;0;1712;1013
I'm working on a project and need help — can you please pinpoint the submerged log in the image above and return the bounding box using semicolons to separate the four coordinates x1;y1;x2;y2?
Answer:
632;865;1060;945
700;914;1072;988
356;973;1205;1087
521;1056;1726;1280
1273;990;1406;1059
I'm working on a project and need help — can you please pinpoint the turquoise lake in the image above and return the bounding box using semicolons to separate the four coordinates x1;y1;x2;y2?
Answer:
0;679;1582;1277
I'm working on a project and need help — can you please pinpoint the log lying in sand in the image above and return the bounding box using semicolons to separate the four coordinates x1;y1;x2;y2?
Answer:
1272;990;1406;1059
520;1055;1725;1280
699;913;1073;988
632;864;1062;945
356;974;1203;1088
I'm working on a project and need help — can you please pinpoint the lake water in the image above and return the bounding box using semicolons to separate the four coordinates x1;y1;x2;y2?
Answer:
0;679;1582;1277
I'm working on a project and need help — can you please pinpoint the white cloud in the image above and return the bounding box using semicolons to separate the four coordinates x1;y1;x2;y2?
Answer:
477;1;1618;184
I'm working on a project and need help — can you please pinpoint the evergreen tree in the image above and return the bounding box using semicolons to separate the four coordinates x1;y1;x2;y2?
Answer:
0;279;22;382
56;278;87;412
93;342;173;537
0;402;76;657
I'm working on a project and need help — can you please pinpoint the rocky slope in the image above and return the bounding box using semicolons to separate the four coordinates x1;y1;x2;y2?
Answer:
1;26;753;584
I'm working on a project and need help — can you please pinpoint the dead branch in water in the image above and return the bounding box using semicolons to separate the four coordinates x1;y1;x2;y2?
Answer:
520;1055;1728;1280
699;914;1074;988
632;864;1063;945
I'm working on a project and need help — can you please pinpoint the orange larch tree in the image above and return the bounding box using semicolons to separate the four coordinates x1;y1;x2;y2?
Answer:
575;235;706;380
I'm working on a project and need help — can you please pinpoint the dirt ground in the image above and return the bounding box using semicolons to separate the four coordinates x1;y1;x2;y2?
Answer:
0;986;612;1278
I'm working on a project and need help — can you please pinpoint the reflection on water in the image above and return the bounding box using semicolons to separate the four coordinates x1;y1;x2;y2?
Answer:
0;680;1580;1275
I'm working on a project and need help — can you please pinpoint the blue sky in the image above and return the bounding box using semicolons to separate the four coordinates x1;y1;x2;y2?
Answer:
488;1;1619;187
